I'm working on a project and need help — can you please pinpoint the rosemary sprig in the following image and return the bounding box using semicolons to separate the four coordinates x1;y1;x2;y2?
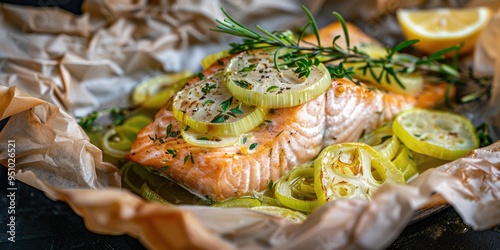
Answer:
211;6;463;90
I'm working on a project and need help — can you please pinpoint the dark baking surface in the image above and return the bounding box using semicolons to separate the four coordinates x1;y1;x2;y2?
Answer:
1;1;499;249
1;164;499;250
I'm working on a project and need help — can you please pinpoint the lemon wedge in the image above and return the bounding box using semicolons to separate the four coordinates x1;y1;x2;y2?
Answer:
396;7;491;54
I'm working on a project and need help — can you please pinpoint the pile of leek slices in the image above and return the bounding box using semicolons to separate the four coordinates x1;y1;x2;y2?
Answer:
265;107;479;213
171;50;332;147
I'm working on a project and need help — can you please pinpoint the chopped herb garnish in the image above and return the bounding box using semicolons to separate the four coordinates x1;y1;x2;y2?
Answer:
233;79;253;89
242;136;247;145
220;97;233;112
166;124;172;137
183;155;189;164
202;99;215;106
240;63;257;72
211;114;226;123
201;82;216;94
249;143;258;150
76;107;129;132
268;180;274;190
161;166;169;171
229;103;243;115
266;85;280;92
198;72;205;80
166;149;177;157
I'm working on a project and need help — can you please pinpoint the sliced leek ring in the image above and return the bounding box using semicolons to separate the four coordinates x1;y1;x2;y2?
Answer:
224;51;332;108
251;205;307;223
343;44;423;95
358;123;400;160
140;183;173;206
275;166;319;213
391;144;419;182
314;142;404;203
102;128;131;158
179;123;240;148
212;197;262;208
392;108;479;160
172;71;268;136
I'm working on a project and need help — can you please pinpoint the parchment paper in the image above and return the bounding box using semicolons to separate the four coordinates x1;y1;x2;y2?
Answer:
1;1;499;249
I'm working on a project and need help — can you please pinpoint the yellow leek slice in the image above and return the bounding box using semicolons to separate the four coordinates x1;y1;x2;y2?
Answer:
172;71;268;136
391;144;419;182
179;123;240;148
358;123;400;160
212;197;262;208
275;164;319;213
392;108;479;160
224;51;332;108
314;142;404;203
251;205;307;223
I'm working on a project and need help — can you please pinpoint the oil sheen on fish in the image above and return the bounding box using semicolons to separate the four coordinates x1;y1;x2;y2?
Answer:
127;23;449;201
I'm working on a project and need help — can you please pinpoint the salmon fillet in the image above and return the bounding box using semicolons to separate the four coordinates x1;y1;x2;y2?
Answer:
127;23;449;201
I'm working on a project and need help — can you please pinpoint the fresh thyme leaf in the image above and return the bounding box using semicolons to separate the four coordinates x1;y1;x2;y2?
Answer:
202;83;216;94
220;97;233;112
229;104;243;115
268;180;274;190
184;155;189;164
198;72;205;80
266;85;280;92
249;143;258;150
240;63;257;72
211;114;226;123
233;79;253;89
202;99;215;106
197;137;210;141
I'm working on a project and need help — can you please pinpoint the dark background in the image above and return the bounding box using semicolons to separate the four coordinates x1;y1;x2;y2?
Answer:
0;1;499;249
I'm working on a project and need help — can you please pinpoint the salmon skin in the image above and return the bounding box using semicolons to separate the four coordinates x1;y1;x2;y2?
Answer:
127;23;449;201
